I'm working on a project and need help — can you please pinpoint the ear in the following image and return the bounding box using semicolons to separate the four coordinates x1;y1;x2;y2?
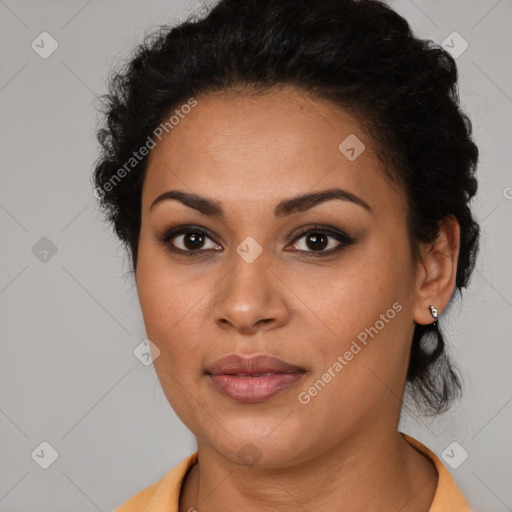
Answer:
412;214;460;325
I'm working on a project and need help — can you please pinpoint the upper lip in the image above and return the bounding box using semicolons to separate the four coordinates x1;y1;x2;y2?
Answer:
206;354;306;375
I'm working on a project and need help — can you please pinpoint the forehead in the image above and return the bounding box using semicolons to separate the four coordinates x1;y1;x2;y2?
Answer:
142;87;403;218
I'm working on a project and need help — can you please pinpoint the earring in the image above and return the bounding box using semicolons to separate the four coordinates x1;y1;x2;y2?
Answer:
429;305;438;326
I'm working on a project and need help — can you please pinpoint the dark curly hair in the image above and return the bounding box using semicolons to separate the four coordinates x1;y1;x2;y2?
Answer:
92;0;480;416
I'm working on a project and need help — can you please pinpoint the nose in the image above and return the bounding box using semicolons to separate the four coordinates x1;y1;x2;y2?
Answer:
210;255;290;335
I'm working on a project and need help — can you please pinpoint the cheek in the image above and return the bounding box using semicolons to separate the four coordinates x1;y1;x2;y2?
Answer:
289;238;411;403
287;247;405;351
293;308;409;446
136;261;208;425
136;244;204;342
135;260;208;407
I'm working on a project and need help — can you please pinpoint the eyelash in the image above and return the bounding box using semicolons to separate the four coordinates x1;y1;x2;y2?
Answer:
156;224;354;258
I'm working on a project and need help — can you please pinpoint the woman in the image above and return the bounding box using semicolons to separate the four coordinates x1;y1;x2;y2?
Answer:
93;0;479;510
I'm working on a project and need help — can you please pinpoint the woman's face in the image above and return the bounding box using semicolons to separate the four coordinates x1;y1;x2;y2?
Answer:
136;87;424;467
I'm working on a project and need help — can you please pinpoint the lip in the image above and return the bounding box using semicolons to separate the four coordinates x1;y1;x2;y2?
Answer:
205;354;307;403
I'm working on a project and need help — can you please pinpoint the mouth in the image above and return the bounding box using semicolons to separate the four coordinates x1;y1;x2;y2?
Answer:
205;354;307;403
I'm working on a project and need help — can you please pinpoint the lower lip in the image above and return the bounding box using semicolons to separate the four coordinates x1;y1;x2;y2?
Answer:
208;372;305;403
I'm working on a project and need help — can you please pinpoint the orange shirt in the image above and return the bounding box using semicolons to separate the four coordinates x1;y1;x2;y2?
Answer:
114;433;472;511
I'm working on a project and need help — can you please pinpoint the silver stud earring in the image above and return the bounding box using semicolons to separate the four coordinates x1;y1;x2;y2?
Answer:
429;305;438;326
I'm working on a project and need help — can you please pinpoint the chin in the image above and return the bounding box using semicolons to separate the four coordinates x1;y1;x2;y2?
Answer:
200;418;317;469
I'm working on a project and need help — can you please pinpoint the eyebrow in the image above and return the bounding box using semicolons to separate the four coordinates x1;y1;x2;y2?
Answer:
149;187;372;217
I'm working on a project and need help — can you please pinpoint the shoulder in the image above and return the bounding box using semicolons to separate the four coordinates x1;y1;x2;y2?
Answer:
113;452;198;512
401;432;473;512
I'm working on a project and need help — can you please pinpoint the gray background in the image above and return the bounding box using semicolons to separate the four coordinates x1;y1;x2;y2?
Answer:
0;0;510;511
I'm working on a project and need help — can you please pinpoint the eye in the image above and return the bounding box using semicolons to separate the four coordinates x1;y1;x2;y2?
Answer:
286;225;353;256
157;226;222;255
156;224;353;258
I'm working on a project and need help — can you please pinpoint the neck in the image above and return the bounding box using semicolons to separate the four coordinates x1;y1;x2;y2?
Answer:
179;421;438;512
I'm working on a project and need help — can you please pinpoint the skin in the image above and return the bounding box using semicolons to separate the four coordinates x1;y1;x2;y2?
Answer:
135;86;460;512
